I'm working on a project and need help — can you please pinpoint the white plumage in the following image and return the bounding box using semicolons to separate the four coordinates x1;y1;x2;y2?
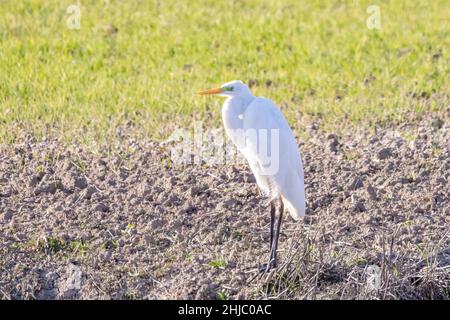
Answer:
198;80;306;270
217;80;305;220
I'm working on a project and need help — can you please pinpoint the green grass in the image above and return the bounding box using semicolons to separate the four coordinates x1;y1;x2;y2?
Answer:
0;0;448;143
11;236;91;257
37;237;91;255
217;291;228;300
208;259;227;268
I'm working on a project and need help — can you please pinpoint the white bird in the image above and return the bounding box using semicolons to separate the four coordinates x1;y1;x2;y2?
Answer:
198;80;306;271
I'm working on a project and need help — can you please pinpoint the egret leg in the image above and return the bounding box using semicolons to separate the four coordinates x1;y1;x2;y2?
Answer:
269;201;276;253
269;199;284;270
259;200;276;273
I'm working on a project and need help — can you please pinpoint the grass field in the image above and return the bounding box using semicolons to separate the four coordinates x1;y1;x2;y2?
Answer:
1;0;449;300
0;0;448;143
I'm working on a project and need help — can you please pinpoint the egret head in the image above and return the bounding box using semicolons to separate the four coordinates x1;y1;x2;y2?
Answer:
197;80;253;98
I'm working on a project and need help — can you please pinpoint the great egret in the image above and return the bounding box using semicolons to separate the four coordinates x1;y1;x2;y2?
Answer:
198;80;306;271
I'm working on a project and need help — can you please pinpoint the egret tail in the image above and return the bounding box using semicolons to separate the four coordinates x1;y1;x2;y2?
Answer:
280;171;306;221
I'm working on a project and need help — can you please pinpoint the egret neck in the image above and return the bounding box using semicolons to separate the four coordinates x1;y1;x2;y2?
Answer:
221;92;255;149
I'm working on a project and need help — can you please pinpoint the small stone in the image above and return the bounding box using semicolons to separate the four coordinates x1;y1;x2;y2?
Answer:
394;138;404;148
386;161;394;171
138;183;152;197
29;172;44;188
327;134;339;153
189;186;205;197
151;219;167;229
366;185;377;200
74;177;88;189
223;198;239;209
178;202;196;214
3;209;14;221
195;283;220;300
101;250;112;261
94;203;109;212
349;177;364;190
84;186;97;199
35;182;58;195
164;194;180;206
354;201;366;212
155;206;165;214
0;190;11;197
130;197;142;206
431;117;444;130
377;148;392;160
414;207;425;214
169;176;178;186
91;192;104;202
16;233;27;241
399;177;413;184
119;171;128;180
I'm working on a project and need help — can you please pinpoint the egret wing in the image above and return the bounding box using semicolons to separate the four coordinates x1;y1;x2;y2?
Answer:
242;97;306;219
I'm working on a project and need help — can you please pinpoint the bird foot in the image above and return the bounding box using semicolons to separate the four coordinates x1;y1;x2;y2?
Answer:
259;261;277;273
245;262;277;284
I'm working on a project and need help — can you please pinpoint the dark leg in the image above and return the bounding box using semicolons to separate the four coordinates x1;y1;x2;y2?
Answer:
265;199;284;272
271;199;284;268
259;200;277;273
269;201;276;252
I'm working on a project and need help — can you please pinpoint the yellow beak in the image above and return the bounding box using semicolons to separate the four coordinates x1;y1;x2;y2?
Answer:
197;87;224;95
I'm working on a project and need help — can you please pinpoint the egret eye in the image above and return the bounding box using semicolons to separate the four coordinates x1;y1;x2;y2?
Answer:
222;86;234;92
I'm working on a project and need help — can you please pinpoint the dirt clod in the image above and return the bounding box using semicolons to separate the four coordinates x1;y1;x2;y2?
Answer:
74;177;88;189
93;203;109;212
3;209;14;221
377;147;392;160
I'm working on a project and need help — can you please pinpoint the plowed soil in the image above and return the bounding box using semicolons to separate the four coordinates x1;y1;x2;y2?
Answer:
1;114;449;299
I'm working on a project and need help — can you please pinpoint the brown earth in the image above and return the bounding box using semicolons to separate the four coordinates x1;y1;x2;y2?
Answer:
0;114;449;299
